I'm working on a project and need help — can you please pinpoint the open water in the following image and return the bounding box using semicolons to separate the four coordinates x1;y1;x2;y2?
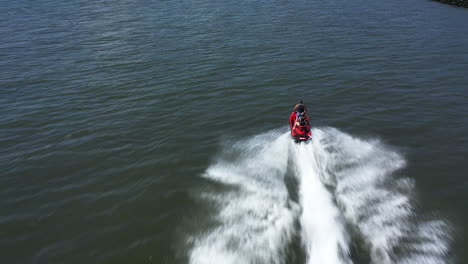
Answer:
1;0;467;263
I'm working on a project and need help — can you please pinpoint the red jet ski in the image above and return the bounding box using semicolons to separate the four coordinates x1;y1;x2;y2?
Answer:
289;112;311;143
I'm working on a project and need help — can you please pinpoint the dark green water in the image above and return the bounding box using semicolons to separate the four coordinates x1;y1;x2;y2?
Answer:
1;0;467;263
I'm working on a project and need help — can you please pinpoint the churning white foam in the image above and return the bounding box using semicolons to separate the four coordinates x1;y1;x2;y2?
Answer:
398;220;452;264
312;127;451;264
291;141;351;264
189;127;451;264
189;131;299;264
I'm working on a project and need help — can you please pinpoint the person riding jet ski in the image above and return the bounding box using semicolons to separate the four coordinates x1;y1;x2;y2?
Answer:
289;100;311;142
293;100;307;116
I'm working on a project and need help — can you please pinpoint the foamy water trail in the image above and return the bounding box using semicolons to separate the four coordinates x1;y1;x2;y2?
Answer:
189;128;451;264
312;127;452;264
189;131;299;264
398;220;452;264
291;142;352;264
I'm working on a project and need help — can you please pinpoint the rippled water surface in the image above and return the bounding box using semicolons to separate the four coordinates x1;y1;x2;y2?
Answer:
1;0;467;263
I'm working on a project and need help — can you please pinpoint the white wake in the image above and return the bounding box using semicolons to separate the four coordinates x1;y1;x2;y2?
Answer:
189;132;299;264
189;128;451;264
312;128;452;264
291;142;352;264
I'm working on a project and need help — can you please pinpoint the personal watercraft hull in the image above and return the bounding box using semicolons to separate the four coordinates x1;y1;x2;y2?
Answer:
289;112;311;143
292;134;311;143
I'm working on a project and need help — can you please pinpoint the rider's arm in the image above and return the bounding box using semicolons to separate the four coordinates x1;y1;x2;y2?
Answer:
293;119;300;129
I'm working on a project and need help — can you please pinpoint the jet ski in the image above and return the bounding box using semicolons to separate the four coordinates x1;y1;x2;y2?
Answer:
289;111;311;143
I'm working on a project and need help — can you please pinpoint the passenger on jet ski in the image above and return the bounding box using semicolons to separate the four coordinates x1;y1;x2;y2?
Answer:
289;100;311;142
293;100;306;129
293;114;308;130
